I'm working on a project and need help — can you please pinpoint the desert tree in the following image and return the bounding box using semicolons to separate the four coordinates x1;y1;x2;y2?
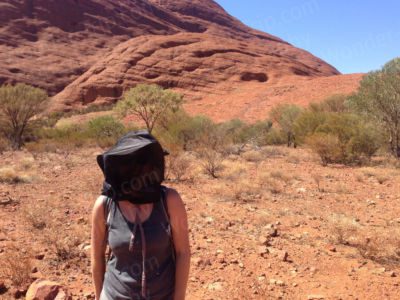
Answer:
115;84;183;134
347;58;400;157
0;83;48;150
269;103;302;147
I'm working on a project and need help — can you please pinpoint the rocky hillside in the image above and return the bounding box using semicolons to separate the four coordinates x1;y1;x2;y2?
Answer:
0;0;360;120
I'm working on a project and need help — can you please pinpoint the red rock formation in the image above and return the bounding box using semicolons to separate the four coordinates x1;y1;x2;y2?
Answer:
0;0;360;120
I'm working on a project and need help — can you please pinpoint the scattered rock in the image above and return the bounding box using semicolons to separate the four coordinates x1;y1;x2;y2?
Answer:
13;288;27;299
257;245;269;257
0;281;7;294
35;254;45;260
26;280;70;300
307;295;325;300
269;279;285;286
372;267;386;275
207;282;223;291
278;250;289;262
264;224;278;238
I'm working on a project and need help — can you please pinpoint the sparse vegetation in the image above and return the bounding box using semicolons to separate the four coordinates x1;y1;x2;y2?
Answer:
200;149;224;178
0;246;32;288
115;84;183;133
0;83;48;150
87;115;125;148
348;58;400;158
270;104;302;147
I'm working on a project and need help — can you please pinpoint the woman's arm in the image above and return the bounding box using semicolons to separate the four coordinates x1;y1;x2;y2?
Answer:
167;188;191;300
91;196;107;300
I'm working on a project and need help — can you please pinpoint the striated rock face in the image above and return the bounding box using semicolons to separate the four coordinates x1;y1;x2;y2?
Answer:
0;0;358;120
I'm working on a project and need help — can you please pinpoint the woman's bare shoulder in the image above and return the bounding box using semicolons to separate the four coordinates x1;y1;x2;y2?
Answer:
92;195;107;221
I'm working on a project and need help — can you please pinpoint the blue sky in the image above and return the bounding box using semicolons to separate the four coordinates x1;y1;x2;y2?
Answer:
215;0;400;74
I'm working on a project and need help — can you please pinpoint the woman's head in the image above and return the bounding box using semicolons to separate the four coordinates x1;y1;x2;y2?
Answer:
97;130;168;204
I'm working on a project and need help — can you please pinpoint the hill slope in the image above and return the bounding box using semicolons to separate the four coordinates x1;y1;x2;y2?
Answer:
0;0;360;120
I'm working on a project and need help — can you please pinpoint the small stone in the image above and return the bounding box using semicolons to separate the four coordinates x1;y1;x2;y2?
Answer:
35;254;45;260
325;244;337;252
297;187;307;193
278;250;288;262
0;281;7;293
307;295;325;300
258;236;269;245
207;282;223;291
257;246;269;257
372;267;386;275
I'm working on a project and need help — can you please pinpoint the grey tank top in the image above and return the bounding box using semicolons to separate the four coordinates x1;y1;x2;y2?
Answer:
100;198;175;300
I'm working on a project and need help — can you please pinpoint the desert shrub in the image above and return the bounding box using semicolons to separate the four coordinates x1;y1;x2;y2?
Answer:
157;110;220;151
306;133;342;166
242;150;264;162
220;119;272;148
166;152;193;182
34;124;91;152
0;83;49;149
264;128;287;145
0;166;32;184
0;137;8;153
270;104;302;147
302;113;381;165
45;224;85;262
347;58;400;158
115;84;183;133
0;245;32;288
294;110;328;144
87;115;125;148
22;200;51;230
329;214;400;265
309;94;349;113
200;149;224;178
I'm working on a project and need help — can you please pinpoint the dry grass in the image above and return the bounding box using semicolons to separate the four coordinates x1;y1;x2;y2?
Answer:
261;146;287;158
22;200;51;230
44;224;86;262
20;156;35;170
0;245;32;288
0;166;33;183
312;174;323;192
166;152;193;182
376;175;390;184
200;150;224;179
361;167;378;178
221;160;248;180
329;214;400;265
242;150;264;162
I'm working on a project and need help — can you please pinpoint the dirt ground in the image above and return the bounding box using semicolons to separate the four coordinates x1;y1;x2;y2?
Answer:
0;146;399;299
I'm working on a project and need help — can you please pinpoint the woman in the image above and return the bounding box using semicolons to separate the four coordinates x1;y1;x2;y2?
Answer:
91;130;190;300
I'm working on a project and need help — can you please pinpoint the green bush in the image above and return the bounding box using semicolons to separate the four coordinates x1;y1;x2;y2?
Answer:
115;84;183;133
264;128;287;145
0;83;49;149
269;104;302;147
306;133;342;166
87;116;125;148
294;111;328;144
347;58;400;158
305;114;381;165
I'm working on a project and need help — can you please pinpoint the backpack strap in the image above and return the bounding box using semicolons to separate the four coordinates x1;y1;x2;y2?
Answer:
102;196;113;262
160;186;176;262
